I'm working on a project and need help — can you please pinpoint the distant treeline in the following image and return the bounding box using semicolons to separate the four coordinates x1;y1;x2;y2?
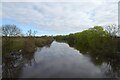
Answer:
54;25;120;58
2;24;52;37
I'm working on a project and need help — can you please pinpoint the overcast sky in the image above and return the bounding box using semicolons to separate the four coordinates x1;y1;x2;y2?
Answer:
0;0;119;36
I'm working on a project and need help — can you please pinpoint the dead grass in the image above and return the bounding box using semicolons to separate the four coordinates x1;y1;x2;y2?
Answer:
2;37;53;55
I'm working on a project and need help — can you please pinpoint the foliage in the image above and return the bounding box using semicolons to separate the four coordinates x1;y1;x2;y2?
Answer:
54;26;120;57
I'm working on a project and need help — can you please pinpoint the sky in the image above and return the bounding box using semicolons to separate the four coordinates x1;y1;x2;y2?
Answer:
0;0;119;36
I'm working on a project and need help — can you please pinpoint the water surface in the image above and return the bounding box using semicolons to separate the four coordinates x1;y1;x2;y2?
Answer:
3;41;120;78
20;41;107;78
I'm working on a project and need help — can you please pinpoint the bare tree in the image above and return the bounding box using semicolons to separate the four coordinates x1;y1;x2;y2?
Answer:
105;24;118;37
2;24;22;37
27;29;32;37
118;25;120;37
33;31;37;37
26;29;37;37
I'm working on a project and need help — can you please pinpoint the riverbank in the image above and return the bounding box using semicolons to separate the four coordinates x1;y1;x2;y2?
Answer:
2;41;119;78
2;36;53;55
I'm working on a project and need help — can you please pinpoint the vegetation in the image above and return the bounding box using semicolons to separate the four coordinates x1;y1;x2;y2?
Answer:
2;24;53;56
2;24;120;78
54;25;120;77
2;25;54;78
54;25;120;58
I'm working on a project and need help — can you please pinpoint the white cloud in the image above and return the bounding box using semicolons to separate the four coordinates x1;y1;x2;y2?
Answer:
1;0;119;2
1;1;119;34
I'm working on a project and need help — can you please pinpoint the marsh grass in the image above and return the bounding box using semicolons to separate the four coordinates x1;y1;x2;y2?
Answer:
2;37;53;55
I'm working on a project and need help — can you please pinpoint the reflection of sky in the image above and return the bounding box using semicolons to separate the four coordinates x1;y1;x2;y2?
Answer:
21;41;105;78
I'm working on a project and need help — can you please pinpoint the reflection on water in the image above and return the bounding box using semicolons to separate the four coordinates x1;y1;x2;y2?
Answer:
2;41;120;78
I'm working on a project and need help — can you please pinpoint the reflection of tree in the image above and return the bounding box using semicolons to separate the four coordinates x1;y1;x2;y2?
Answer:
67;42;120;78
44;43;51;48
2;40;38;78
3;51;24;78
103;57;120;77
84;52;120;78
87;51;120;78
2;50;37;78
22;51;36;66
2;39;53;78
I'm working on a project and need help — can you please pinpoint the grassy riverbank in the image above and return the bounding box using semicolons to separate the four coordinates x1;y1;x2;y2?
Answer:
2;36;53;78
2;36;53;55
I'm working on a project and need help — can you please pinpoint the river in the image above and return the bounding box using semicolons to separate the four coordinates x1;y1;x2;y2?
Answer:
2;41;120;78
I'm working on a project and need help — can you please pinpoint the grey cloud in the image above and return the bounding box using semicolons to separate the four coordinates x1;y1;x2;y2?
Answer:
1;1;118;33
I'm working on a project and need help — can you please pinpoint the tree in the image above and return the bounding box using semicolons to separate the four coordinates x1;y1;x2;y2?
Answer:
2;24;22;37
26;29;37;37
105;24;118;37
27;29;32;37
118;25;120;37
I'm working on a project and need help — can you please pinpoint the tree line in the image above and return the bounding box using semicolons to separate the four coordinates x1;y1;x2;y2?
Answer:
2;24;38;37
54;24;120;57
